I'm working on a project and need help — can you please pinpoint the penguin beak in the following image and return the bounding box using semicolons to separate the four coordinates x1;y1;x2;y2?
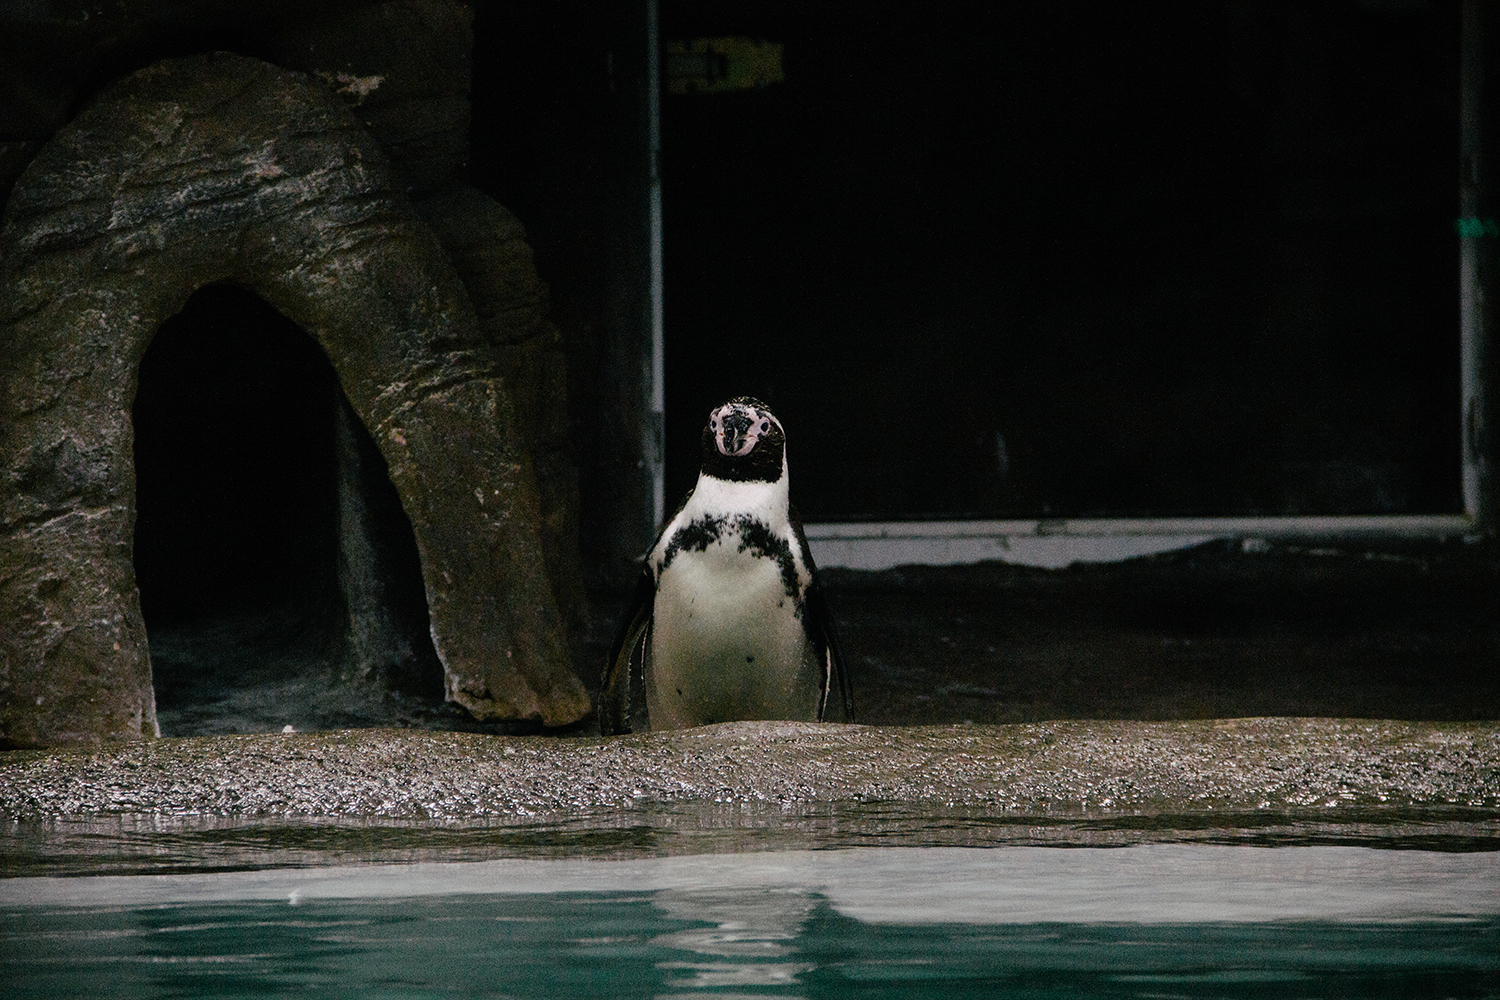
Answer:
718;412;754;456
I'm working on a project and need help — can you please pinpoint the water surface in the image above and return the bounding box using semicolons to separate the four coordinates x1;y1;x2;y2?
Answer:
5;846;1498;999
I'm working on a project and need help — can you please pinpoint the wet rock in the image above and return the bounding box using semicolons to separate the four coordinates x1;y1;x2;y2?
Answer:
0;52;589;746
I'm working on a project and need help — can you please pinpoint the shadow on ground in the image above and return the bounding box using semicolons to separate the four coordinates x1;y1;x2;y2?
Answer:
146;536;1500;736
821;536;1500;725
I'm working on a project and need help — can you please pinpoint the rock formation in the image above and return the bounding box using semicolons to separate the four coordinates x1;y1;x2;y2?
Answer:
0;51;590;745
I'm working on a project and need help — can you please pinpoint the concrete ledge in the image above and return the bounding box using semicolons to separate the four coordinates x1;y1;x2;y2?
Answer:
804;515;1480;569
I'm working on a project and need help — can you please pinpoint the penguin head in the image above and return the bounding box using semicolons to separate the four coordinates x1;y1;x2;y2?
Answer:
701;397;786;483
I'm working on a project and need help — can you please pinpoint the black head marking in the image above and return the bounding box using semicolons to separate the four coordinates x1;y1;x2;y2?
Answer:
701;396;785;483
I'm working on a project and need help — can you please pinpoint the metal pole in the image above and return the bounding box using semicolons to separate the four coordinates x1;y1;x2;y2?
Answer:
647;0;666;530
1461;0;1493;529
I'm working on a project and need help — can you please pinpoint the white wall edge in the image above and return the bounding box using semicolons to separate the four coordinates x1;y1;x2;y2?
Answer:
802;515;1480;571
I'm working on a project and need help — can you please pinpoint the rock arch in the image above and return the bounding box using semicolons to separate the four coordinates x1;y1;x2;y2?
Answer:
0;52;590;745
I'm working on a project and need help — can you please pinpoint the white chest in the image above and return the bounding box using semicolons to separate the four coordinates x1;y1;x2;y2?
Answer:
646;510;818;728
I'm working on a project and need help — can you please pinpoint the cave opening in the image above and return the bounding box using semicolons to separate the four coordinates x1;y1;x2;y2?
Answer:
132;282;443;735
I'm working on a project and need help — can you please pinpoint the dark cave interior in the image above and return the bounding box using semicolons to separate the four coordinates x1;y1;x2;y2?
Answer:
131;284;448;735
132;284;341;631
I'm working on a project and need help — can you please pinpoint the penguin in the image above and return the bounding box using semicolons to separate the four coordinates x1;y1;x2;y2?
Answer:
600;396;853;733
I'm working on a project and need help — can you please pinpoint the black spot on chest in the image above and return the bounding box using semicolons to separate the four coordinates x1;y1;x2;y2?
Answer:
661;514;727;562
659;514;804;611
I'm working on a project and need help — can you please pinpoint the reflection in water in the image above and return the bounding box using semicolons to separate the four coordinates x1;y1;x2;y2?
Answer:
653;888;818;999
3;865;1499;999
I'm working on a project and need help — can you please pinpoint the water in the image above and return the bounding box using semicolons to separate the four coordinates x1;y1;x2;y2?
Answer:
5;847;1499;999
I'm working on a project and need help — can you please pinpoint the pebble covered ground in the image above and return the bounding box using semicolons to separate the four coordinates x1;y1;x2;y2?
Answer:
4;718;1497;873
3;718;1496;820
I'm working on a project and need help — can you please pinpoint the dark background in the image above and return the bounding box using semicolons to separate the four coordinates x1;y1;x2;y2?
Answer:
656;1;1461;521
472;0;1496;729
1;1;1477;552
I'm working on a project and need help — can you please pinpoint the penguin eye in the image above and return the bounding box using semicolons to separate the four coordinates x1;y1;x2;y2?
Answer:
759;421;768;431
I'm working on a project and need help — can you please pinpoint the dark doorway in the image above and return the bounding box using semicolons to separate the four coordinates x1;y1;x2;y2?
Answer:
132;283;443;734
133;284;341;632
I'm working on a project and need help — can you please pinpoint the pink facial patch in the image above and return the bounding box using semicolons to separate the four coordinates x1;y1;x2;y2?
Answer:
711;404;775;457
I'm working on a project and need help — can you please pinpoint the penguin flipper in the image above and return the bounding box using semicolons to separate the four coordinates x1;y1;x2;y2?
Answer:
600;567;654;734
805;583;854;723
792;512;854;724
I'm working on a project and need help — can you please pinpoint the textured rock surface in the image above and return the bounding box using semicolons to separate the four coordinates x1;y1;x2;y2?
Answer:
0;1;475;216
333;396;443;694
415;187;587;636
2;718;1495;821
0;52;589;746
269;0;475;196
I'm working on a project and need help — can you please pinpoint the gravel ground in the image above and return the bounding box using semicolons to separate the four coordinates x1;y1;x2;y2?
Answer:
4;718;1497;873
2;718;1496;821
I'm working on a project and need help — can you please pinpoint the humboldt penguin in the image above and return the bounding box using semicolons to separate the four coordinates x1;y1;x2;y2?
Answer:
600;397;853;733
